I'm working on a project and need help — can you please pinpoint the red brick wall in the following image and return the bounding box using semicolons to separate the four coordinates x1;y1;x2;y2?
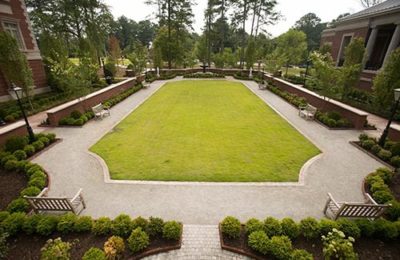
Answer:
46;76;144;126
0;124;28;147
29;59;47;89
329;27;369;62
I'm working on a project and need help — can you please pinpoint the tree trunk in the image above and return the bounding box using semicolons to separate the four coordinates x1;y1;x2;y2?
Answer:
240;1;248;69
167;0;172;69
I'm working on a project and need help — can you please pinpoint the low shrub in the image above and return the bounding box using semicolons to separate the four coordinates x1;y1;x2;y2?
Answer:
290;249;313;260
28;176;46;189
386;200;400;221
319;218;339;236
373;219;398;240
281;218;300;239
1;212;26;236
163;221;182;241
36;216;59;236
358;133;369;142
355;219;375;238
248;230;269;255
82;247;106;260
32;140;45;151
337;219;361;239
132;216;148;231
147;217;164;237
245;218;264;235
13;150;26;160
390;155;400;168
183;72;225;78
6;198;29;213
23;145;35;157
322;229;357;260
111;214;133;238
39;137;50;146
22;214;43;235
0;231;8;259
0;212;10;223
40;238;71;260
5;136;28;153
74;216;93;232
268;235;293;260
57;213;78;234
299;217;320;239
371;144;381;155
4;160;18;171
263;217;282;237
221;216;241;239
104;236;125;259
20;186;41;197
127;228;150;253
1;155;17;166
378;149;392;161
315;111;352;128
92;217;112;236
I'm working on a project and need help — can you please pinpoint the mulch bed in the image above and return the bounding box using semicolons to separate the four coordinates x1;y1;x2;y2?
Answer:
0;169;28;211
6;232;181;260
220;225;400;260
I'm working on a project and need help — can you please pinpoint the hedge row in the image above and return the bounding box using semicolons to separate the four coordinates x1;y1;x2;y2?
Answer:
222;216;400;259
0;133;56;213
365;168;400;221
358;134;400;168
0;213;182;258
58;83;143;126
315;111;352;128
183;72;225;78
266;84;307;108
283;74;305;85
145;72;177;83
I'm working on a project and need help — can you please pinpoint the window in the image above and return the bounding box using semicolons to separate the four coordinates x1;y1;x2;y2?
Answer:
2;21;25;49
337;35;352;67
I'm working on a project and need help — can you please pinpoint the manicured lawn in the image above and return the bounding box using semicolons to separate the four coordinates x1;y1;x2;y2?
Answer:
91;80;320;182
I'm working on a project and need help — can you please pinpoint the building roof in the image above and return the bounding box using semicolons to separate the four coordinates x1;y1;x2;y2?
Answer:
338;0;400;23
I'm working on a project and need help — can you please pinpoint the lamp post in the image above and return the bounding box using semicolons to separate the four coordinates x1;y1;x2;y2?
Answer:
10;84;35;143
378;88;400;146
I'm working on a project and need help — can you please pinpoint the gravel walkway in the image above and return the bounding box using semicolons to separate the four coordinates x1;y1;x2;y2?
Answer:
33;78;384;224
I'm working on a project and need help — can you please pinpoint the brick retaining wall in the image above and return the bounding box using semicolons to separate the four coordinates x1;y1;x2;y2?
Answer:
46;76;143;126
0;122;28;147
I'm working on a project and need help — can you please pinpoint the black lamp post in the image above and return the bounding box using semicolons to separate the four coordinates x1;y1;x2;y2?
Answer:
378;88;400;147
10;84;35;143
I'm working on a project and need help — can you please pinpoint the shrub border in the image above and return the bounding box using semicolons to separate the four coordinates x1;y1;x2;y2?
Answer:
350;141;395;170
219;224;264;260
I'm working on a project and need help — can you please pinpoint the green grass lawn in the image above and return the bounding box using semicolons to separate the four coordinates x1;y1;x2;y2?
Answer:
91;80;319;182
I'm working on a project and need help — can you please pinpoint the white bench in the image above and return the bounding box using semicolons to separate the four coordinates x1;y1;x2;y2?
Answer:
142;81;150;89
323;193;390;220
258;83;267;90
298;104;317;120
24;188;86;215
92;103;110;119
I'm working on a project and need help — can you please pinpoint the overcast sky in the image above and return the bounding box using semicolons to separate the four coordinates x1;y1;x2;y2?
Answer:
105;0;366;37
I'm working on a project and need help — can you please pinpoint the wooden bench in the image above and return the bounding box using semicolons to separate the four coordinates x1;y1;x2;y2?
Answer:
92;103;110;119
142;81;150;89
258;82;267;90
298;104;317;120
323;193;390;220
24;188;86;215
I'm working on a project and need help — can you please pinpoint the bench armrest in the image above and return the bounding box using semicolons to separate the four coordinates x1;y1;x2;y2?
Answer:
365;193;378;205
327;193;340;208
70;188;83;203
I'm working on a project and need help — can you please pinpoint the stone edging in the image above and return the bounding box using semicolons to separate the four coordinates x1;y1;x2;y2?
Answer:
219;224;264;260
88;79;323;187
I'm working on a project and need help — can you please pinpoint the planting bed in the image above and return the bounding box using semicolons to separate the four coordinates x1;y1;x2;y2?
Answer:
0;170;27;211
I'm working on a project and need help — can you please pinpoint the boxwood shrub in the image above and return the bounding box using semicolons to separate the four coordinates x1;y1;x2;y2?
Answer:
221;216;241;239
111;214;133;238
245;218;264;235
162;221;182;241
147;217;164;237
263;217;282;237
127;228;150;253
248;230;269;255
82;247;106;260
92;217;112;236
299;217;320;239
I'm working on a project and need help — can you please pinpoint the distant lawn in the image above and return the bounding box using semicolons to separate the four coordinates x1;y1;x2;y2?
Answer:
91;80;319;182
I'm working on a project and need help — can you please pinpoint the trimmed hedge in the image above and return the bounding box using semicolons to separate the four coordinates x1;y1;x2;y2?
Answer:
315;111;353;128
183;72;225;78
359;134;400;168
145;72;177;83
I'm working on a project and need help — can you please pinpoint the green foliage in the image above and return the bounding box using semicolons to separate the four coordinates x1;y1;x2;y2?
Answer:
337;219;361;239
275;29;307;70
127;228;150;253
300;217;320;239
6;198;29;213
315;111;352;128
127;43;148;74
0;32;34;98
221;216;241;239
147;217;164;237
82;247;106;260
290;249;313;260
4;160;18;171
13;150;27;161
0;230;8;259
371;144;381;155
268;235;293;260
263;217;282;237
319;219;339;236
132;216;149;231
245;38;256;70
322;228;357;260
36;216;59;236
373;219;398;240
92;217;112;236
40;238;71;260
310;51;339;98
32;140;45;151
374;48;400;111
5;136;29;153
377;149;392;161
355;219;375;238
386;200;400;221
1;212;26;236
22;214;43;235
57;213;78;234
28;176;46;190
245;218;264;235
162;221;182;241
104;236;125;259
248;230;269;255
111;214;133;238
23;145;36;157
74;216;93;232
281;218;300;239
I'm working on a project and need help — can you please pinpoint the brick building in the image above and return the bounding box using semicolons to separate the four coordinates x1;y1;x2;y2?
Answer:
0;0;48;101
321;0;400;91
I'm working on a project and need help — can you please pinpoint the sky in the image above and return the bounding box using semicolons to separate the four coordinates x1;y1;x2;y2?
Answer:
105;0;366;37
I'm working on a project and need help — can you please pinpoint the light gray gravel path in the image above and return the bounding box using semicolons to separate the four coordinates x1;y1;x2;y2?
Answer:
33;78;384;224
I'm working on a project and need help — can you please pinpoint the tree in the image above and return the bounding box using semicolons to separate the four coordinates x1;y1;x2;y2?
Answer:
294;13;327;51
275;29;307;75
152;45;163;69
245;38;256;69
339;37;366;100
360;0;383;8
310;51;340;98
373;48;400;111
231;0;252;68
108;36;122;63
0;32;34;99
195;35;208;65
127;43;148;75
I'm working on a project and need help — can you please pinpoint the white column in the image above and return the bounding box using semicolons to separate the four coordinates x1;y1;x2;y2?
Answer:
363;26;379;68
383;23;400;66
